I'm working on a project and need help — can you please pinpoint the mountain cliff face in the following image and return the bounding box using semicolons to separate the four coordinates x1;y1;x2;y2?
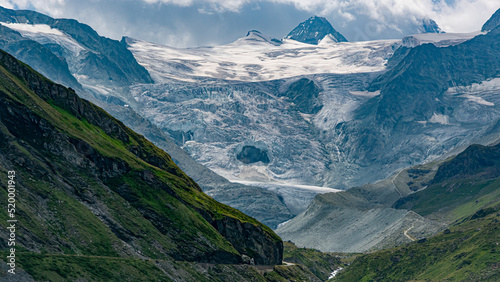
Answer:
0;6;152;118
285;16;347;44
317;24;500;188
482;8;500;32
0;48;283;273
367;26;500;123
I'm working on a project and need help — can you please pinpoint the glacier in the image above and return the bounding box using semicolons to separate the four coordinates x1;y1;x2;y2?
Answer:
126;31;400;189
126;30;500;192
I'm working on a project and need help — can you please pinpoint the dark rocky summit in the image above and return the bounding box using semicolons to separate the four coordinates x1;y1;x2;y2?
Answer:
419;18;444;33
286;16;347;44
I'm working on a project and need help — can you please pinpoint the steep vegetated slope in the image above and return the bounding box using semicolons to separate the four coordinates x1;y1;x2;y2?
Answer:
0;49;314;281
0;6;293;229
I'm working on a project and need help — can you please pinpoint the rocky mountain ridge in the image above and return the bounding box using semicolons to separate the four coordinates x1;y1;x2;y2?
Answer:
0;6;152;87
418;18;444;34
482;8;500;32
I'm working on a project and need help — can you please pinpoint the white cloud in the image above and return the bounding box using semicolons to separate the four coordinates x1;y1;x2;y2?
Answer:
142;0;194;6
301;1;498;36
1;0;497;46
136;0;498;33
432;0;499;32
5;0;498;33
0;0;14;9
6;0;67;16
270;0;498;32
143;0;250;12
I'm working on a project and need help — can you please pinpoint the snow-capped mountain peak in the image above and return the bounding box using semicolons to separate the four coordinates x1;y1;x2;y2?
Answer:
242;30;282;46
286;15;347;45
246;29;266;38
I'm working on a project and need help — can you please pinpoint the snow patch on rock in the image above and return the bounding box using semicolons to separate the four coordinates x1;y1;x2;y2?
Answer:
429;113;450;125
1;22;85;56
402;31;483;48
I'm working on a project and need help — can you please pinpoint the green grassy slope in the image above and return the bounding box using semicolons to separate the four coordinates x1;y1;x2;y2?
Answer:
334;207;500;281
394;143;500;223
334;142;500;281
0;46;282;279
394;178;500;223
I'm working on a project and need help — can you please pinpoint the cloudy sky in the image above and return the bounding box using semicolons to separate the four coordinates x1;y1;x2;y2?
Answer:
1;0;498;47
